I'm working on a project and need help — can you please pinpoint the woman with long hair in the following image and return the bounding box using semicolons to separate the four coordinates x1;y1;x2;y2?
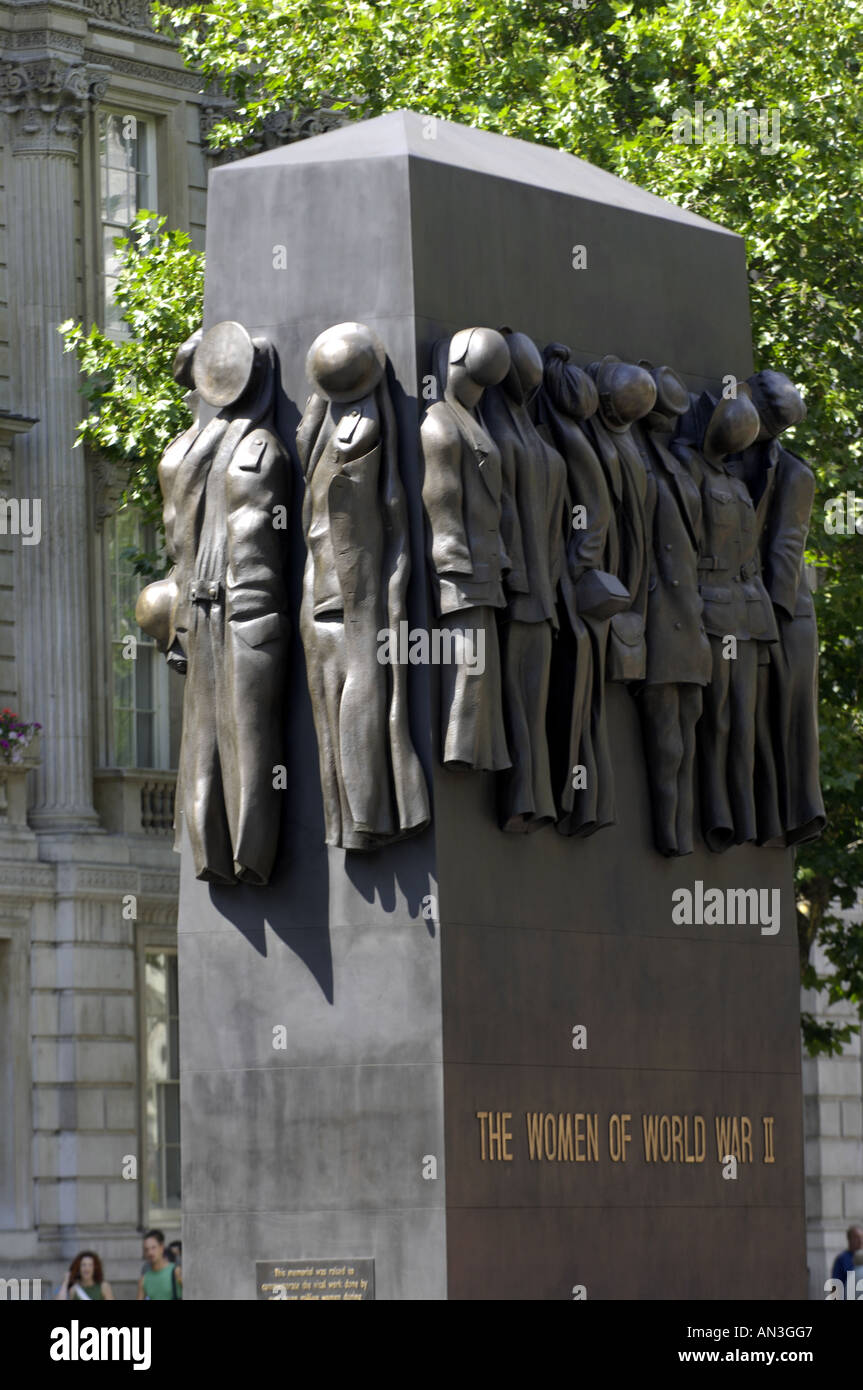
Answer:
55;1250;115;1301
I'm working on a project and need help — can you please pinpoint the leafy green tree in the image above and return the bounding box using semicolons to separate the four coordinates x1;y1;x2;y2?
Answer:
60;215;205;570
68;0;863;1048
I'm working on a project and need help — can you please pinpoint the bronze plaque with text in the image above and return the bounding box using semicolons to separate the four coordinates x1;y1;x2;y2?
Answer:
256;1259;374;1300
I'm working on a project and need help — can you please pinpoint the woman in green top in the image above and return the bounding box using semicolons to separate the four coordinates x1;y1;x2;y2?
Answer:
56;1250;115;1301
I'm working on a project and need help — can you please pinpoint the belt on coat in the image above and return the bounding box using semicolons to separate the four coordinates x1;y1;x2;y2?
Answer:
189;578;223;603
697;556;761;581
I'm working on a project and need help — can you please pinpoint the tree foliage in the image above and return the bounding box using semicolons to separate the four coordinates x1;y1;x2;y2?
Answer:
71;0;863;1047
60;215;205;568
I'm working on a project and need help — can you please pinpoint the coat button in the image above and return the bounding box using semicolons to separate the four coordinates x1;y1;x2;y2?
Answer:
671;579;680;587
674;621;682;630
665;543;672;551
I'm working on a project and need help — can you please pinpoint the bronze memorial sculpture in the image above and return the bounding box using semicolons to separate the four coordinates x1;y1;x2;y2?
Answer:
138;320;291;885
420;327;514;773
144;317;824;872
177;115;822;1303
296;321;430;850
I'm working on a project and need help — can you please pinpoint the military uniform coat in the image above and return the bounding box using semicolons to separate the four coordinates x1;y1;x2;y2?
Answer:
759;444;825;844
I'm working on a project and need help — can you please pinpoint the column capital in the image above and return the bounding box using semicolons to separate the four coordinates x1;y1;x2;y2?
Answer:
0;55;109;157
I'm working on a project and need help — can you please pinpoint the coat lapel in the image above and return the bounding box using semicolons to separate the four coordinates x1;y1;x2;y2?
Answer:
445;391;500;502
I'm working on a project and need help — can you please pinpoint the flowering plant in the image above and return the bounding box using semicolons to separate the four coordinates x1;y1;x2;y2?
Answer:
0;708;41;765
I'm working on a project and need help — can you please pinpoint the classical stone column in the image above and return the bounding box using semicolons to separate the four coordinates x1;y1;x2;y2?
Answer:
0;56;108;830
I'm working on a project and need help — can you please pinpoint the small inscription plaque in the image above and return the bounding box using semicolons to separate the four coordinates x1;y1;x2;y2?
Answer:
256;1259;375;1301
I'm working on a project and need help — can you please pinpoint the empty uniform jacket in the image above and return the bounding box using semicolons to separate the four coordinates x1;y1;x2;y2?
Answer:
535;391;613;585
224;427;290;640
582;413;649;679
421;395;517;616
675;441;778;645
160;415;230;658
482;382;566;627
297;385;430;846
637;426;712;687
762;445;816;621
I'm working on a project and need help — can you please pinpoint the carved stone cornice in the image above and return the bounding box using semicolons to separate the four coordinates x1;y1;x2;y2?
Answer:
200;99;351;160
85;0;153;27
2;1;161;37
6;31;86;56
0;56;110;155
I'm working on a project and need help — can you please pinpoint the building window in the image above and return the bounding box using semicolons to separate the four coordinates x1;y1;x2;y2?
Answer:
0;939;14;1226
107;506;171;769
99;111;156;335
144;949;181;1217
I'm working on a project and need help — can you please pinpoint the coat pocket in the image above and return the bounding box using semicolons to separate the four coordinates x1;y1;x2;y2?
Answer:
230;612;285;648
699;583;732;635
607;609;645;681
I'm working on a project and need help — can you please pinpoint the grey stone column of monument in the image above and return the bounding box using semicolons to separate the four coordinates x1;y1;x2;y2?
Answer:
138;318;825;880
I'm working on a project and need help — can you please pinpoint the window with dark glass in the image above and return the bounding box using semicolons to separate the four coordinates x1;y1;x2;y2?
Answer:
144;949;181;1215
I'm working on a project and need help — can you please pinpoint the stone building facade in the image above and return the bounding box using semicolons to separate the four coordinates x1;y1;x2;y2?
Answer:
0;0;205;1300
802;939;863;1300
0;0;859;1301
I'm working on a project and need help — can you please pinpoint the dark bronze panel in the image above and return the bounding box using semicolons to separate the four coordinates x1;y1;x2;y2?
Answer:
441;925;801;1074
446;1208;806;1300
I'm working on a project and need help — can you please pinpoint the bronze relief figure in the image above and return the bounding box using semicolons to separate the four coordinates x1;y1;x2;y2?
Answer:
482;330;567;832
135;328;202;676
420;328;514;772
582;356;657;683
737;371;826;847
675;387;776;852
138;320;291;885
631;364;712;856
297;321;430;850
536;343;624;837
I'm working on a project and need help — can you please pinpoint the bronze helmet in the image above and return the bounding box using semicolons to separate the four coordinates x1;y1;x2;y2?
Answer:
702;384;760;465
746;370;806;438
588;355;656;433
638;360;690;420
306;321;386;403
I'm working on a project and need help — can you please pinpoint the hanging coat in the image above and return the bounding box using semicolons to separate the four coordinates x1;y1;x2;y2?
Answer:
298;379;430;849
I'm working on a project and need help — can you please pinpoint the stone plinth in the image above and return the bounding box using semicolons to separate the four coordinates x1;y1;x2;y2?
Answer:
177;112;806;1300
